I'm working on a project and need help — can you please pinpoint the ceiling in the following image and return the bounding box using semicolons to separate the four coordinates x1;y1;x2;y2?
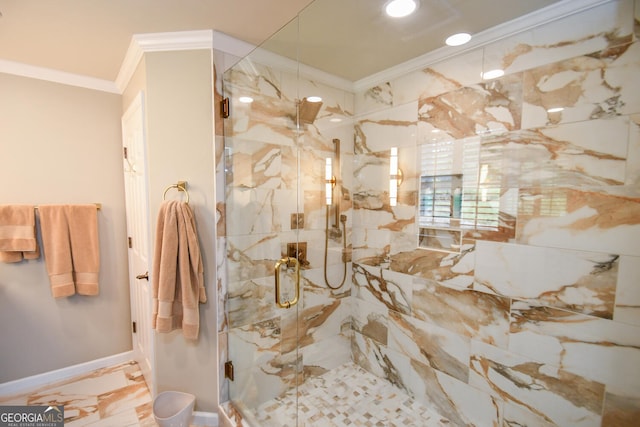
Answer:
0;0;563;84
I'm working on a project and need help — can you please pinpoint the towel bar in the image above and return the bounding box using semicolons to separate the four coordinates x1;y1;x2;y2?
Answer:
34;203;101;210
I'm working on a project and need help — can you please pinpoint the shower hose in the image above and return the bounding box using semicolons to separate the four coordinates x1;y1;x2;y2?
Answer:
324;204;347;290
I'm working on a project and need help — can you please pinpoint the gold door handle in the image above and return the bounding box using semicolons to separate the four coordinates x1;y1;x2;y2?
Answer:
136;272;149;281
274;257;300;309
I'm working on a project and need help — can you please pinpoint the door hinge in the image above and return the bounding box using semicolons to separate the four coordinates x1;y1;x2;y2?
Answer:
224;360;234;381
128;237;132;248
221;97;230;119
132;321;137;333
123;147;128;159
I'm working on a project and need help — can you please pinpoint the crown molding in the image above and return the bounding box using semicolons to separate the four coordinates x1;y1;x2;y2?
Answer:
0;59;119;93
353;0;612;91
1;0;614;95
115;30;215;93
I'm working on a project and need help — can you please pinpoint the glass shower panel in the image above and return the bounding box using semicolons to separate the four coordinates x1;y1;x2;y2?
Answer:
221;18;303;426
222;4;355;423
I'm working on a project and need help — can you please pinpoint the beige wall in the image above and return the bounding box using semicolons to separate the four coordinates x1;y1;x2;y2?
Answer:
0;73;131;382
123;49;218;412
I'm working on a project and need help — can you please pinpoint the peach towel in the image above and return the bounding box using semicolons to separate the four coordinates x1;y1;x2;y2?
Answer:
39;205;100;298
0;205;40;262
152;200;206;340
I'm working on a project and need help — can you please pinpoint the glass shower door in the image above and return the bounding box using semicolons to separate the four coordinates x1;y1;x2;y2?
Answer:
221;23;304;426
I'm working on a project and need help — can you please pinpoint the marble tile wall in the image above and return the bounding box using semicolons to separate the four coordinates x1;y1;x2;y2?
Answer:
351;0;640;425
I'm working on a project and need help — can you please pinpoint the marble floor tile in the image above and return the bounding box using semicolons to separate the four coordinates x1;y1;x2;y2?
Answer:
0;361;168;427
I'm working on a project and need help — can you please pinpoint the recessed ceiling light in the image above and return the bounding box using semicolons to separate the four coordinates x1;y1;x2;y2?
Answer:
547;107;564;113
446;33;471;47
239;96;254;103
482;69;505;80
385;0;418;18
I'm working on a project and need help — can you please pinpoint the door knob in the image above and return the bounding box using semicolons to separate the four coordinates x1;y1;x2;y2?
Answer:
136;272;149;281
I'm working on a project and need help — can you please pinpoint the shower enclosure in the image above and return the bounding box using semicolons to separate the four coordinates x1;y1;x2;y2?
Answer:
220;5;355;425
219;0;640;425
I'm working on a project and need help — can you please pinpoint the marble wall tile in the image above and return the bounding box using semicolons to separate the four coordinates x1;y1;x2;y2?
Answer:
225;139;287;189
614;255;640;325
522;41;640;129
353;264;413;315
502;402;558;427
217;236;229;333
351;226;392;267
387;350;502;427
215;135;226;235
227;277;278;329
280;299;346;353
516;186;640;256
300;265;351;306
509;301;640;397
226;233;281;282
224;57;283;94
628;114;640;185
354;82;393;117
469;340;605;427
418;73;523;140
351;331;389;381
390;50;485;107
228;318;292;409
226;188;297;236
351;298;388;345
412;277;510;349
474;240;618;318
388;310;470;383
300;334;352;379
483;0;636;77
602;392;640;426
391;245;475;288
355;102;418;154
482;117;630;188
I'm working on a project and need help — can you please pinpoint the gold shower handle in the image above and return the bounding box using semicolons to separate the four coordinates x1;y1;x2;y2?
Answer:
274;257;300;309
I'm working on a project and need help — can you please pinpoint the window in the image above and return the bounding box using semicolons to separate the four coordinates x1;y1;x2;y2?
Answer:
418;137;503;251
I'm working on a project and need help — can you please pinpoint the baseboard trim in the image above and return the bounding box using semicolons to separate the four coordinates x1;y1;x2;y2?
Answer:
192;411;219;427
0;351;135;397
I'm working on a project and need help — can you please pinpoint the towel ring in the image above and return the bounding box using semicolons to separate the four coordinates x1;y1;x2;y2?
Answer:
163;182;190;204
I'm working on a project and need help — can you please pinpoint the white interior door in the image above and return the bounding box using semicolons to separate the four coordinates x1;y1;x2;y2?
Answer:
121;91;155;394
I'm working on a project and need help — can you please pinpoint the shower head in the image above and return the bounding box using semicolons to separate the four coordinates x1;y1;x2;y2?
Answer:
298;97;323;125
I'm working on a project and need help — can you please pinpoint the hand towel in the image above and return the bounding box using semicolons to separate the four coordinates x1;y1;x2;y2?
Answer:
39;204;100;297
39;205;75;297
0;205;39;262
176;201;206;339
152;200;206;340
68;205;100;295
152;200;179;332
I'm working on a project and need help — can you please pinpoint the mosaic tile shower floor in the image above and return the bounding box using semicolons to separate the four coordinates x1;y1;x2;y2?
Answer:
246;362;452;427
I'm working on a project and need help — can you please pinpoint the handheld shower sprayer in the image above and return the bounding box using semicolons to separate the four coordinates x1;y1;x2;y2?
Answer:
324;138;347;290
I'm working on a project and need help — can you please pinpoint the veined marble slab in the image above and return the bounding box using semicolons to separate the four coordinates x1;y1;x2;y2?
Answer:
470;339;605;427
412;277;510;349
509;300;640;397
474;240;618;318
